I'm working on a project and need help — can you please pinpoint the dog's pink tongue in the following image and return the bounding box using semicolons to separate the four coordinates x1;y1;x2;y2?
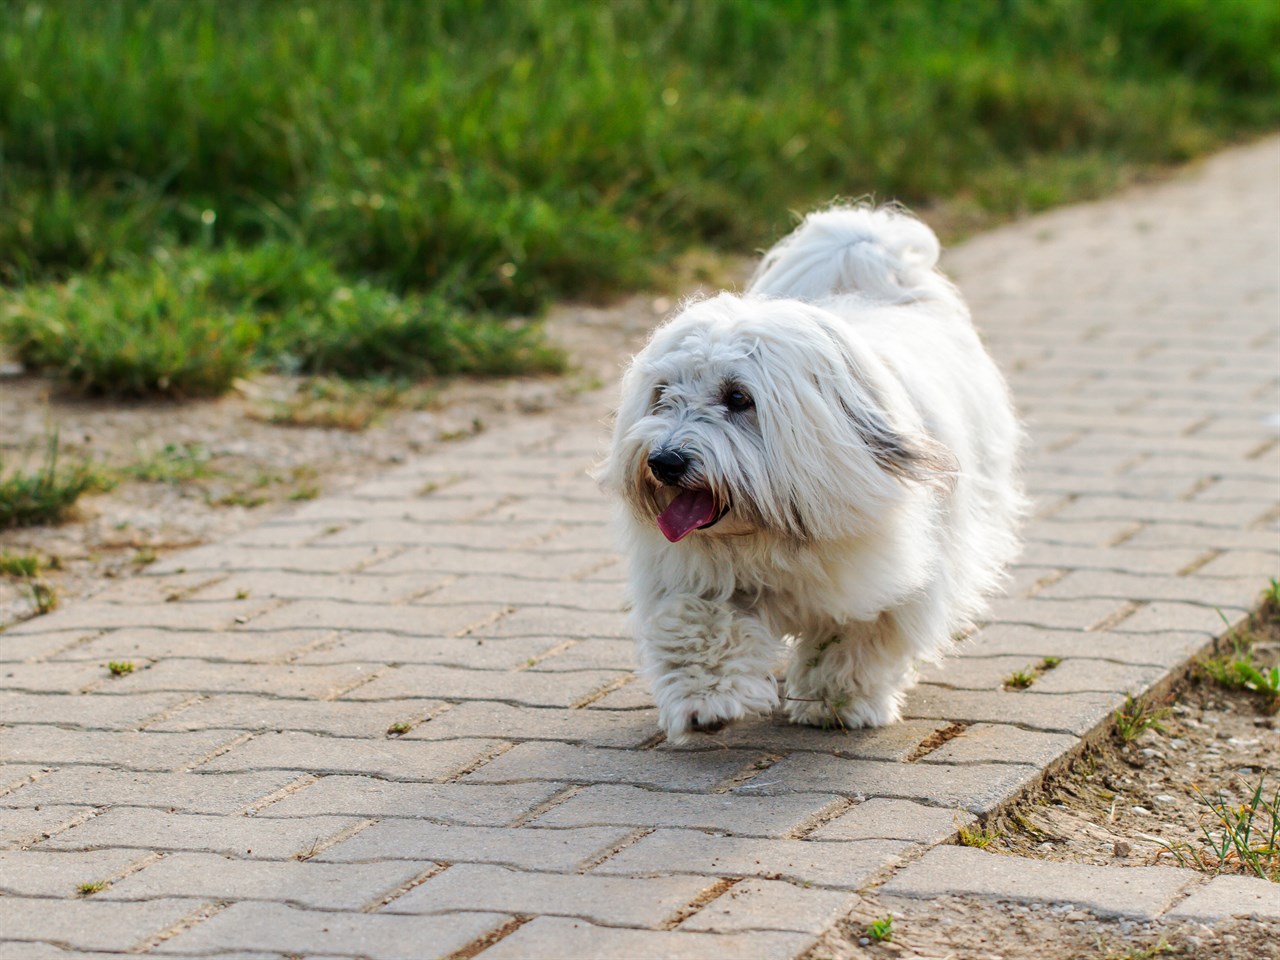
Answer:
656;490;718;543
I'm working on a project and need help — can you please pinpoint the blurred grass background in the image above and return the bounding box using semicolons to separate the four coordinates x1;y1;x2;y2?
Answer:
1;0;1277;395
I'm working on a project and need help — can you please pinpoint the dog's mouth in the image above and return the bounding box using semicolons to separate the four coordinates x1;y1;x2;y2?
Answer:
656;488;729;543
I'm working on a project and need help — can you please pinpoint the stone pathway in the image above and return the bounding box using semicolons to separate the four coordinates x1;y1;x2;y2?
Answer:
2;138;1278;959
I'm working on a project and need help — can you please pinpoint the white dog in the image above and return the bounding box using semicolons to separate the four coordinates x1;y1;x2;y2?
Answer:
600;205;1023;742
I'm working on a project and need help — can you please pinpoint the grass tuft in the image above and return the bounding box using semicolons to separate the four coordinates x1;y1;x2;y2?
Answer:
107;660;135;677
1146;776;1279;882
0;433;110;530
124;443;213;484
956;820;1001;849
26;581;58;616
1200;607;1280;713
1113;694;1170;743
865;916;894;943
0;551;41;578
1004;668;1037;690
2;267;260;398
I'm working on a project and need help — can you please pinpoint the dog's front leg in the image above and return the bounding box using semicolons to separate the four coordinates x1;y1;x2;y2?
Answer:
784;618;913;730
636;593;781;743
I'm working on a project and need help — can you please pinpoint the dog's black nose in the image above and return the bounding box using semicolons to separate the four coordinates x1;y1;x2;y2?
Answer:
648;449;689;485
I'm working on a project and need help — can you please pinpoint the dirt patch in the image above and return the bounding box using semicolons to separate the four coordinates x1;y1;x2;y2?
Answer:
990;613;1279;879
810;894;1272;960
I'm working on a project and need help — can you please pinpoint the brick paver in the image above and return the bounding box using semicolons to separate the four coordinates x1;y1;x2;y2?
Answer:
2;139;1277;957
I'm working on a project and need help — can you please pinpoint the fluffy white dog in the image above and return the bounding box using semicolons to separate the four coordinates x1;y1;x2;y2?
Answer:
600;205;1023;742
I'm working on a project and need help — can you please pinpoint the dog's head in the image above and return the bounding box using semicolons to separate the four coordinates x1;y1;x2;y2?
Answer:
601;293;955;544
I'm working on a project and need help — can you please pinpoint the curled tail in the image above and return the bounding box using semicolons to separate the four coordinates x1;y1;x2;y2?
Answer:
746;204;957;305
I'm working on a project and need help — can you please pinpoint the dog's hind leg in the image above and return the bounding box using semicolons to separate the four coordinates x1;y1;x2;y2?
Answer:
636;594;783;743
783;613;918;730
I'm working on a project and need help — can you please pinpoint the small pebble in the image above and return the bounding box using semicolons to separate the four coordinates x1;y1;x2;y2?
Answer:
1131;805;1151;815
1154;794;1175;804
1113;840;1132;857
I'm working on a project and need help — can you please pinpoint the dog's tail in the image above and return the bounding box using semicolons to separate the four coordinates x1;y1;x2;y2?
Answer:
746;204;957;305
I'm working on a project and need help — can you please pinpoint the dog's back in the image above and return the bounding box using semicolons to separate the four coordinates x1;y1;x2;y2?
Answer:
747;204;958;307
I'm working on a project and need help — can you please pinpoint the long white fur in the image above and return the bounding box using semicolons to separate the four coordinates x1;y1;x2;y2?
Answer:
600;204;1024;742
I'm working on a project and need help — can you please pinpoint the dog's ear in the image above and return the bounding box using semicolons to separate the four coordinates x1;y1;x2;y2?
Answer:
814;321;958;491
841;398;957;490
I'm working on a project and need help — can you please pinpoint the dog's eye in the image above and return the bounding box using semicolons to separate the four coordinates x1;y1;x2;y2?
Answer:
724;388;754;412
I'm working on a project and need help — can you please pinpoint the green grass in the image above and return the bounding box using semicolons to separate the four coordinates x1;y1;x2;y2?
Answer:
865;916;894;943
107;660;135;677
1200;604;1280;713
956;820;1002;849
1147;776;1279;882
26;580;57;616
1;0;1277;394
0;551;41;578
1004;668;1037;689
1113;693;1170;743
1;245;564;394
124;443;214;484
0;433;111;529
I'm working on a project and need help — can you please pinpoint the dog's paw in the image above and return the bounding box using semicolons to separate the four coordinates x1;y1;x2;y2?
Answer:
656;676;779;743
784;688;901;730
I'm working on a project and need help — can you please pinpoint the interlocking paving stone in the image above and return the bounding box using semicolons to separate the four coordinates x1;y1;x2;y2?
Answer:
291;632;558;670
2;600;276;636
0;691;191;729
154;900;512;959
879;847;1196;920
679;878;860;934
385;863;713;927
706;718;947;759
339;664;625;707
0;804;99;847
920;655;1168;697
478;917;815;960
0;896;202;953
805;797;970;843
148;543;402;575
317;822;632;871
530;784;845;838
0;728;248;772
400;701;659;749
1163;874;1280;923
142;694;448;737
746;756;1042;814
916;723;1078;767
99;852;432;910
963;624;1211;667
67;627;330;663
905;687;1121;736
39;808;368;859
0;849;148;897
460;741;761;791
256;777;564;823
104;659;370;699
0;768;299;816
194;729;510;780
0;661;141;694
592;829;911;889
